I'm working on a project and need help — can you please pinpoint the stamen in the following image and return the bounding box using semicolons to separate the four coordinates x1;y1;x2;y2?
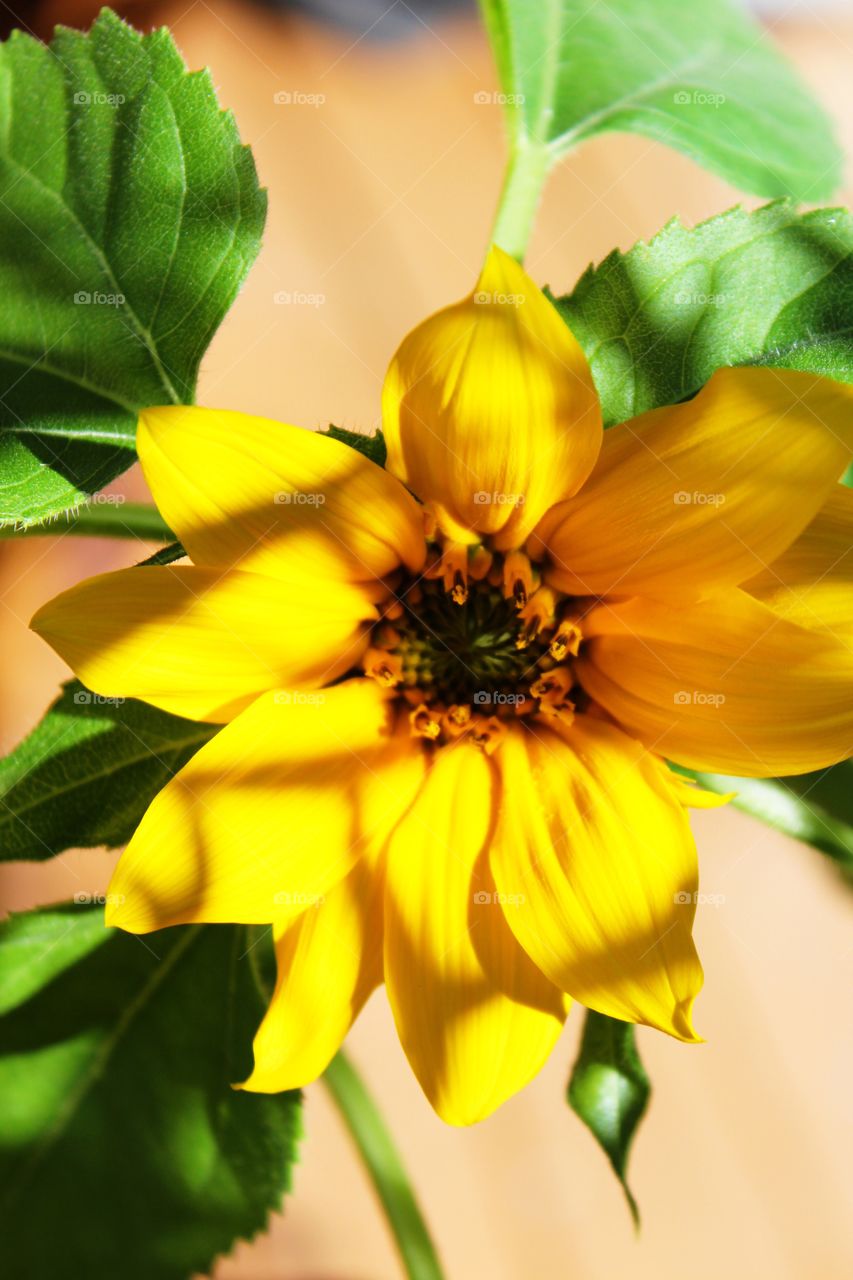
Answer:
410;703;442;740
531;665;574;710
502;551;536;610
549;615;583;661
427;543;470;605
363;648;403;688
516;585;558;649
451;569;468;606
442;703;472;739
538;696;577;726
470;714;507;755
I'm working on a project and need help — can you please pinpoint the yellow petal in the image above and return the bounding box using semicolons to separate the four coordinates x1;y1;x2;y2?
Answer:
382;246;601;549
240;857;383;1092
492;718;703;1041
743;484;853;643
242;713;426;1091
383;741;567;1126
138;406;426;583
31;565;374;722
533;368;853;600
106;682;426;932
578;590;853;776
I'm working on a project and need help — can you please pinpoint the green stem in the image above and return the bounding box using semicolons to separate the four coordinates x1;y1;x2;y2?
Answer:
0;502;174;542
323;1051;445;1280
489;141;554;261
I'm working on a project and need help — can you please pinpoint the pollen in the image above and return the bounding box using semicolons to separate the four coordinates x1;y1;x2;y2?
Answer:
361;535;585;752
550;615;583;661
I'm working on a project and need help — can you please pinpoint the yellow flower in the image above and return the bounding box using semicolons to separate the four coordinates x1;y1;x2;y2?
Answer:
32;248;853;1125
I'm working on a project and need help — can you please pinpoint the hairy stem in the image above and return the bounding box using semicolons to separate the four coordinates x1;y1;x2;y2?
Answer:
0;502;174;542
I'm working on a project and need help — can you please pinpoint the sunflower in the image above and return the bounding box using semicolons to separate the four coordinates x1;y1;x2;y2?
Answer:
32;248;853;1124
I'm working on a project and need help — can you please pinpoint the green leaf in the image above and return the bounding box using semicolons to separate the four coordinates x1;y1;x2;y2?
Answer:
0;908;300;1279
567;1010;649;1223
675;765;853;884
0;904;107;1015
0;680;217;861
0;8;266;525
554;200;853;427
479;0;840;198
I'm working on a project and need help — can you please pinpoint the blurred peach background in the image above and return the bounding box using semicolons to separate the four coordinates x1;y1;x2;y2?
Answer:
2;2;853;1277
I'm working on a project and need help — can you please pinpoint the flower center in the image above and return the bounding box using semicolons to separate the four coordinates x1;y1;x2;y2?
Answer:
361;542;584;752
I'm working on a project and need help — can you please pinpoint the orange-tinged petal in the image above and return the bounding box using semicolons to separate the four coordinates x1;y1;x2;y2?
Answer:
31;565;374;722
382;246;601;549
743;484;853;644
491;718;703;1041
578;590;853;776
137;406;426;583
106;682;426;932
384;740;567;1126
534;367;853;600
